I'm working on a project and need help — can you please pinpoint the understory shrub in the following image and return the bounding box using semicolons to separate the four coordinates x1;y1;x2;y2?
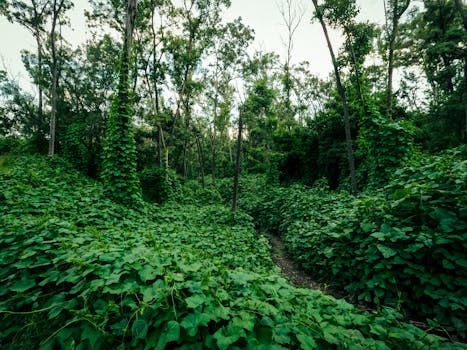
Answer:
139;166;180;203
0;136;24;154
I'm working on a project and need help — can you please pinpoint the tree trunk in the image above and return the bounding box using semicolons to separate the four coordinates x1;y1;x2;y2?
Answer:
48;0;60;155
232;113;243;212
196;135;206;189
157;129;162;166
387;0;398;117
312;0;358;196
211;88;219;184
35;30;43;120
386;0;410;117
454;0;467;140
211;132;217;184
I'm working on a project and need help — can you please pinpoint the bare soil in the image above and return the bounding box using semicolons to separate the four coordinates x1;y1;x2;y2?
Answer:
269;235;346;299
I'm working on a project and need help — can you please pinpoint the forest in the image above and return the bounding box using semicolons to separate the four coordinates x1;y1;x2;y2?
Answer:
0;0;466;348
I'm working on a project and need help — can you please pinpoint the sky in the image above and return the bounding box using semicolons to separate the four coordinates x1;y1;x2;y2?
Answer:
0;0;386;92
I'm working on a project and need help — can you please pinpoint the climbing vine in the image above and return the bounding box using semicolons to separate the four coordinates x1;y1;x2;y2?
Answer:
101;7;142;208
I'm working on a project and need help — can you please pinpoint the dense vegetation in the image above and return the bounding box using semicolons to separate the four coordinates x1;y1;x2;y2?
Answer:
1;0;466;348
235;147;467;337
2;156;465;349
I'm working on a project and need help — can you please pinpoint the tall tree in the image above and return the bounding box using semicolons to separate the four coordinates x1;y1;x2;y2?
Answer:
384;0;411;116
203;18;253;183
48;0;71;155
232;104;244;212
311;0;358;195
402;0;466;145
453;0;467;139
278;0;305;128
1;0;50;134
164;0;231;177
101;0;142;207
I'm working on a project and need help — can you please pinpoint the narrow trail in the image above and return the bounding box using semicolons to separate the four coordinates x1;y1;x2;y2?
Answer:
270;235;324;291
269;235;346;300
269;235;449;338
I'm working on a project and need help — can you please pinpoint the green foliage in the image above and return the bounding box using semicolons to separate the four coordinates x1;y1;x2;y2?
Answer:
175;178;223;206
101;56;142;209
62;120;90;173
0;136;24;155
1;156;463;349
245;147;467;338
139;166;179;204
358;110;414;187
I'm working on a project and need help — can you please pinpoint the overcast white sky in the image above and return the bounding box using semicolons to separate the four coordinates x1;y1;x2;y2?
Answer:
0;0;386;91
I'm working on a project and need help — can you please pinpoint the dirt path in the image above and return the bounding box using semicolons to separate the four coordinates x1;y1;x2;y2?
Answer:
270;235;324;290
268;235;452;339
269;235;347;300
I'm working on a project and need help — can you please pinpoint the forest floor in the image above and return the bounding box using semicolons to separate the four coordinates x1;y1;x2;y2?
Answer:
269;235;347;300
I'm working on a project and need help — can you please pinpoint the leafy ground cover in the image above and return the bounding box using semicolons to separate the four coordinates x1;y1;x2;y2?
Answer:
0;155;466;349
243;147;467;340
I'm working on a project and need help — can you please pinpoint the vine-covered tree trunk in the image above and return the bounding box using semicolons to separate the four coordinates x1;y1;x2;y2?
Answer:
101;0;142;207
312;0;358;196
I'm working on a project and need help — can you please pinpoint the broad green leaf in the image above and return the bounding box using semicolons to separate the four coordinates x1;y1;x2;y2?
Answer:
376;245;397;258
296;333;317;350
213;325;245;350
155;321;180;350
185;294;207;309
132;318;149;339
180;312;210;337
10;277;35;292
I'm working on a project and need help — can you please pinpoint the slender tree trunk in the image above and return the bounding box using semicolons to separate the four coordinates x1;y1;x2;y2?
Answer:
35;31;43;120
211;90;219;184
386;0;410;117
196;135;205;189
312;0;358;195
229;137;233;163
157;130;162;166
210;130;217;184
183;141;188;178
387;0;398;116
232;113;243;212
48;1;59;155
454;0;467;139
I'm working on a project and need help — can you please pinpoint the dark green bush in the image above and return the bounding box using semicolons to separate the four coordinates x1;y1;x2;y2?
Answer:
62;122;90;173
0;136;24;154
139;166;179;203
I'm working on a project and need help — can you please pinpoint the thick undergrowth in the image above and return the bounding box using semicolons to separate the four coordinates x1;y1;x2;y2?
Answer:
242;147;467;340
1;155;465;349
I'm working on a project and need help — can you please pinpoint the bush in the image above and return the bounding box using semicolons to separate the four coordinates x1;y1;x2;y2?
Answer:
62;122;90;173
139;166;180;203
0;136;24;154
